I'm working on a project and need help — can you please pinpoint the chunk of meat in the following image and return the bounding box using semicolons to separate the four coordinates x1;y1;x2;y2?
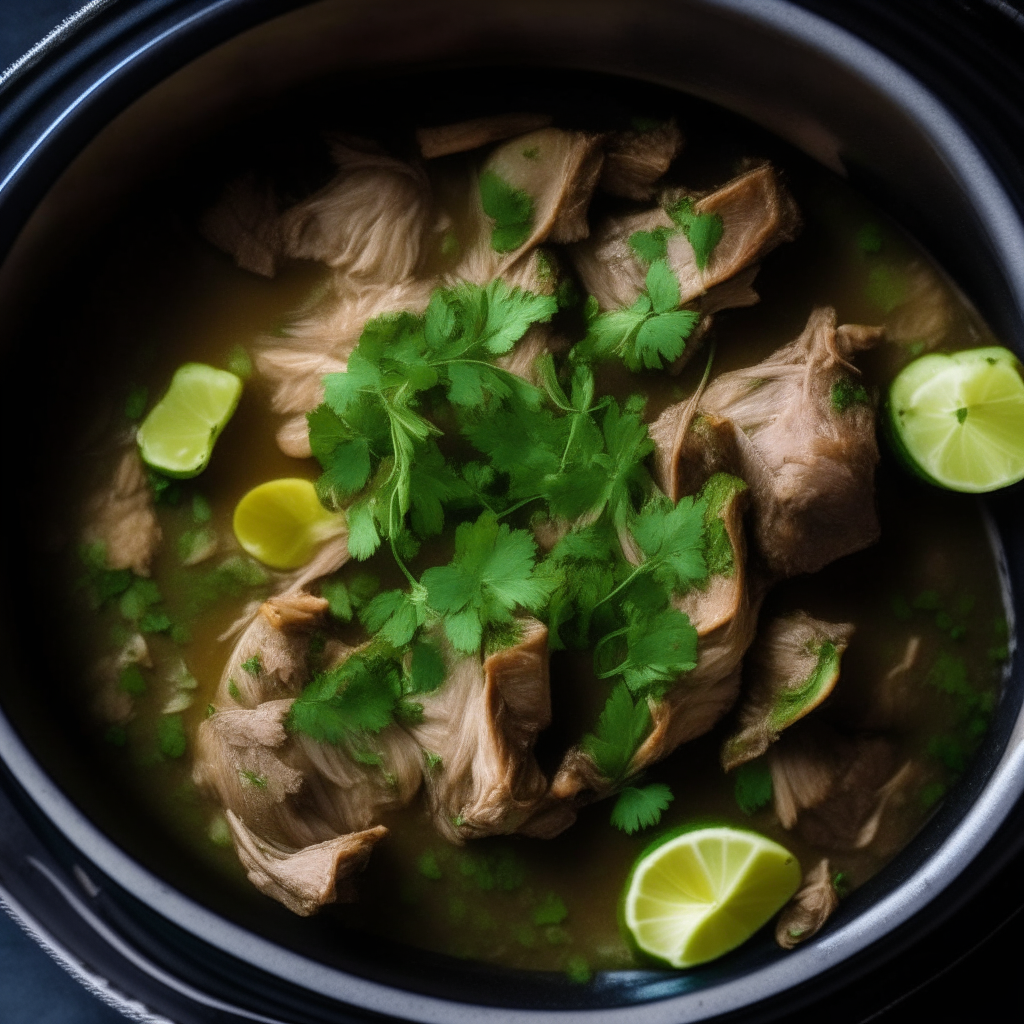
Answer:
775;859;839;949
227;811;387;916
722;612;855;771
572;164;800;314
260;593;329;631
407;619;552;842
599;120;683;200
650;408;742;505
526;477;762;836
82;447;162;577
882;260;954;353
417;113;553;158
200;173;282;277
698;306;883;578
768;722;919;850
89;632;151;724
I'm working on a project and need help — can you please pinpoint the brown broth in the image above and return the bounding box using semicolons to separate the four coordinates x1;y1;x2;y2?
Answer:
52;99;1009;977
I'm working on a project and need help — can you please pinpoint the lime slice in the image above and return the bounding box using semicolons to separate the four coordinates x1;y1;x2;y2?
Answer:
137;363;243;478
622;826;801;968
888;346;1024;493
233;479;345;570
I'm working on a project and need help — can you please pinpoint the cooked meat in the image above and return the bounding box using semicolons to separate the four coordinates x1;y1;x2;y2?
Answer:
651;409;741;504
258;276;436;460
200;173;282;277
572;164;800;314
82;447;162;577
599;120;683;200
769;721;918;850
775;859;839;949
698;306;883;578
417;113;554;158
530;476;762;834
407;619;552;842
260;593;329;630
722;612;855;771
227;811;387;916
882;260;953;353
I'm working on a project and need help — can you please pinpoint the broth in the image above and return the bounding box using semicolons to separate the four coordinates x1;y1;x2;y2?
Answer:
43;76;1009;977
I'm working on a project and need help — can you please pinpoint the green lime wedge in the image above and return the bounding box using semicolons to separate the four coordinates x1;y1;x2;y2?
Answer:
622;826;801;968
888;346;1024;493
233;479;345;570
137;363;243;478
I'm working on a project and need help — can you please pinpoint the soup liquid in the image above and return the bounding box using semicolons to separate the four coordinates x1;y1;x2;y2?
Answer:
55;101;1010;977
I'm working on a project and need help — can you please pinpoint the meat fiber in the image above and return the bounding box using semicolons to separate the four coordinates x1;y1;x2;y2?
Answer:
599;120;683;200
775;858;839;949
417;113;553;158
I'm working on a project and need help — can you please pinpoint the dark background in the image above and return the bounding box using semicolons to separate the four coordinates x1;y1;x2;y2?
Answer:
1;1;1023;1022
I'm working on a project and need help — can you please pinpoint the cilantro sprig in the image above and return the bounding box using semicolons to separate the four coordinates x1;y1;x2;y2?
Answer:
667;197;725;271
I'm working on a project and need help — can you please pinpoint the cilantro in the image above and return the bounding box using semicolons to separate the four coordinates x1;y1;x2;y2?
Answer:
544;926;570;946
928;735;969;774
532;893;568;926
831;376;870;412
597;604;698;695
578;261;699;371
180;556;269;617
147;468;182;505
421;512;552;653
241;654;262;676
227;679;241;701
177;527;216;565
583;683;651;783
119;578;162;621
191;494;212;523
124;385;148;420
628;495;709;595
139;610;172;634
866;263;908;312
610;783;674;834
321;578;353;621
409;639;446;693
832;871;850;898
287;651;403;744
226;345;253;379
628;227;672;265
734;759;773;815
565;955;592;984
76;543;133;608
667;197;724;271
700;474;745;578
119;664;146;696
157;715;187;759
424;751;443;772
239;769;268;788
360;588;426;646
479;170;534;252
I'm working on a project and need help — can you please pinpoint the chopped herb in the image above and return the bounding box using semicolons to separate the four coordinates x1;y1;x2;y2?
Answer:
928;735;968;774
628;227;672;265
118;664;146;696
408;639;446;694
177;527;217;565
157;715;187;759
238;769;268;788
565;955;592;984
582;683;651;783
424;750;443;771
514;925;537;948
610;783;674;834
479;170;534;252
77;543;134;608
147;468;182;506
206;703;216;717
666;197;724;270
241;654;262;676
119;578;162;621
734;759;773;815
920;781;947;809
227;679;241;701
830;376;870;413
139;610;172;634
322;578;353;621
532;893;568;926
832;871;850;898
522;146;540;160
225;345;253;379
544;926;570;946
192;493;213;523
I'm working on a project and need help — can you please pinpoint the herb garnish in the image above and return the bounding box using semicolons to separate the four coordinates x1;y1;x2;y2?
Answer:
479;171;534;252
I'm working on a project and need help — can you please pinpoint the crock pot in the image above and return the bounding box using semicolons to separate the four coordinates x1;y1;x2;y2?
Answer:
1;2;1023;1022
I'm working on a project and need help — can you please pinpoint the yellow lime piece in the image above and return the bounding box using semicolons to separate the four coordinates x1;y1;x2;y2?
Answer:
137;363;243;478
233;479;345;570
888;346;1024;493
622;826;801;969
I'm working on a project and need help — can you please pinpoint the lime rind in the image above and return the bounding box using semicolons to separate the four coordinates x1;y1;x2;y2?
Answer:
137;363;243;478
622;826;800;969
233;478;345;570
888;346;1024;494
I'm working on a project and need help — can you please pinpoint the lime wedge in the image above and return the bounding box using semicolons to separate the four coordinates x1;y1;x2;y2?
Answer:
622;826;801;968
137;363;243;478
233;479;345;570
888;346;1024;493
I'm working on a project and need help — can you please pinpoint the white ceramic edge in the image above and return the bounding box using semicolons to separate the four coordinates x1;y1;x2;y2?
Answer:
0;0;1023;1021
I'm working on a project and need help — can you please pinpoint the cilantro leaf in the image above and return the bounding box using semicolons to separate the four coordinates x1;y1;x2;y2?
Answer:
479;170;534;252
667;197;724;271
287;652;403;744
583;683;651;782
157;715;187;759
614;605;699;695
408;639;446;694
628;227;671;265
644;259;680;314
610;783;674;834
421;512;552;653
630;495;709;594
360;588;426;647
734;759;773;815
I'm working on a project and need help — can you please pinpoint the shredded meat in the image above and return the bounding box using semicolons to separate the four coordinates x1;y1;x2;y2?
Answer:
722;612;855;770
200;173;282;277
82;447;162;577
697;306;883;578
408;619;552;842
417;113;553;158
227;812;387;916
776;858;839;949
599;120;683;200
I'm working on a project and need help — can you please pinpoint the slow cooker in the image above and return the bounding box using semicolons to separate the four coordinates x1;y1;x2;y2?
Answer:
1;2;1023;1022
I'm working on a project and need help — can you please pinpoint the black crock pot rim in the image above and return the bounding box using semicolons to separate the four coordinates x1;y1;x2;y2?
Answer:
0;1;1023;1021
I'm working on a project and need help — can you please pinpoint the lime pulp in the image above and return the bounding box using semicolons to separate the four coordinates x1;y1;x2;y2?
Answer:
137;363;243;478
622;826;801;969
888;346;1024;493
233;478;346;570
